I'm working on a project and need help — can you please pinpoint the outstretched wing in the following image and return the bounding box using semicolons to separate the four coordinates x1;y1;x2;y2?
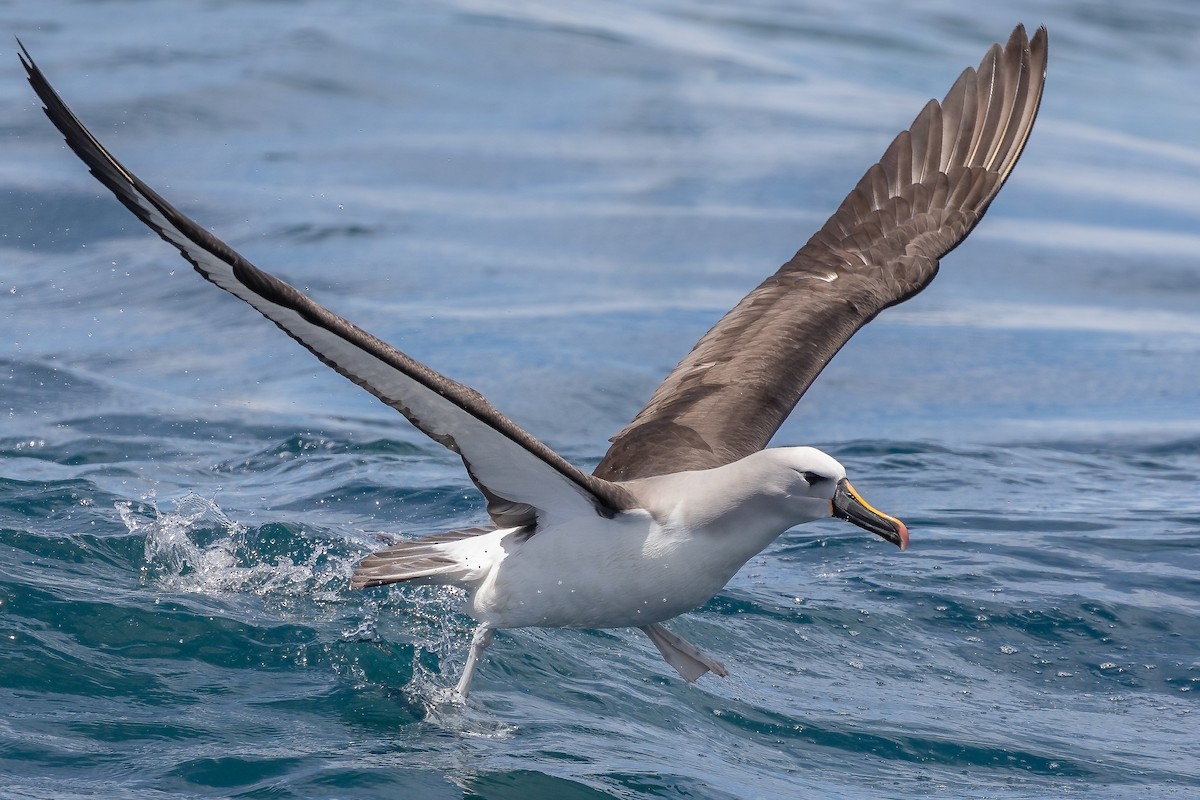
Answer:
21;42;636;526
595;24;1047;482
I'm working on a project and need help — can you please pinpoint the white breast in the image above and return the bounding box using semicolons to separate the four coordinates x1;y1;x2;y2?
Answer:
462;511;728;629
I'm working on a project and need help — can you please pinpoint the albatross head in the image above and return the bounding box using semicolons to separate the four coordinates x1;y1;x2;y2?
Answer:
762;447;909;550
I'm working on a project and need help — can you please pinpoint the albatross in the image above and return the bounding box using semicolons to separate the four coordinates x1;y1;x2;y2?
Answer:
21;24;1047;701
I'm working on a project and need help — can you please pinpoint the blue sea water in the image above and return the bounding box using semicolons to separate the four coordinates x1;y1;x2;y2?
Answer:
3;0;1200;797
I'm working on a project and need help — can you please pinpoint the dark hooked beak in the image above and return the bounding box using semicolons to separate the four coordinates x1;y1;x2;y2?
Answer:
831;478;909;550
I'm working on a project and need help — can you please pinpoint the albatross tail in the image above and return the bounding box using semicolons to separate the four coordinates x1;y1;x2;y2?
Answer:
350;527;501;589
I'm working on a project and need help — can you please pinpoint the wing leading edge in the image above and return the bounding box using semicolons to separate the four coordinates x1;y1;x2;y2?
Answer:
20;42;635;527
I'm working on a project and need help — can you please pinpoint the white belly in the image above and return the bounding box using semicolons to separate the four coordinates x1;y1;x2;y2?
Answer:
463;512;752;629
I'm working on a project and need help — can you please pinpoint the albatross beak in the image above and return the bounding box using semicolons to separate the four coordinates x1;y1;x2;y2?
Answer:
831;478;908;550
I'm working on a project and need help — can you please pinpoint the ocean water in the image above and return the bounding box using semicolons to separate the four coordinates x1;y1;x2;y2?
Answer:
3;0;1200;797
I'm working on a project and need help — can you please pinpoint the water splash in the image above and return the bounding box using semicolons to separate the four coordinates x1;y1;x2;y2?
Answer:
118;492;348;601
364;583;494;715
118;492;492;714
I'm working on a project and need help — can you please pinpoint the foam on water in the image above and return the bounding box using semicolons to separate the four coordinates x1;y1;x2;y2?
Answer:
118;491;340;603
113;488;498;717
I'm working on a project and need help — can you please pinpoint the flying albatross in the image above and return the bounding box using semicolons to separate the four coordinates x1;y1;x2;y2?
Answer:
21;23;1047;701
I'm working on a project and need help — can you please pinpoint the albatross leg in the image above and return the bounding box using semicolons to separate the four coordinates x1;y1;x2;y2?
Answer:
452;624;495;701
640;623;728;682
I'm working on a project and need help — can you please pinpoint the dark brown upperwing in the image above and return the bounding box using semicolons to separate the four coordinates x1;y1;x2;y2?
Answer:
595;24;1047;482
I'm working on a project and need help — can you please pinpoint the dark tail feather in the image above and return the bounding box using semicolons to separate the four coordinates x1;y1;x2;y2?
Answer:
350;527;494;589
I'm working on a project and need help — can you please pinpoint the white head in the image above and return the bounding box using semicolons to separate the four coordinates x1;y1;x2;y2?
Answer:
751;447;908;549
626;446;908;551
755;445;846;512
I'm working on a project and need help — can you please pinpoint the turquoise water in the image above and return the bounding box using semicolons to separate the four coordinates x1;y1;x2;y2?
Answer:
4;1;1200;797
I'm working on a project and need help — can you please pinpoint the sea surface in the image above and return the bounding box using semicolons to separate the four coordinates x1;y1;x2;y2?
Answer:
3;1;1200;798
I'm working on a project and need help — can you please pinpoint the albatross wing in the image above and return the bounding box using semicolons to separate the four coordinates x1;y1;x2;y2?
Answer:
20;43;635;527
595;24;1048;482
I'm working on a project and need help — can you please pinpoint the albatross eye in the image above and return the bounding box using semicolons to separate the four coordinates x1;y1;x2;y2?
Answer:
800;471;824;485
